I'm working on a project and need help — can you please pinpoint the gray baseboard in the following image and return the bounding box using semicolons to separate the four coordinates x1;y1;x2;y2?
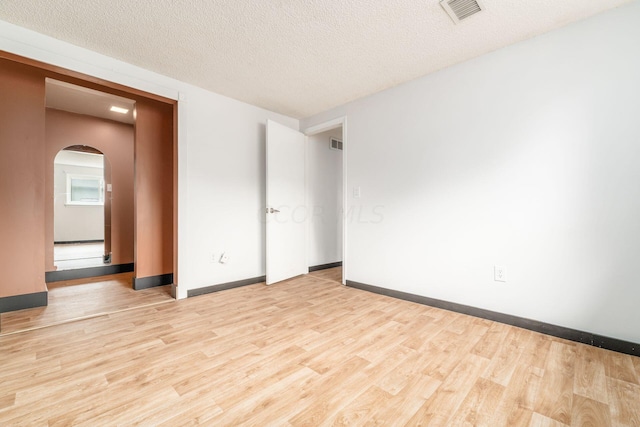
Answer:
45;263;134;283
188;276;266;297
54;240;105;245
309;261;342;272
346;280;640;357
0;291;48;313
133;273;174;290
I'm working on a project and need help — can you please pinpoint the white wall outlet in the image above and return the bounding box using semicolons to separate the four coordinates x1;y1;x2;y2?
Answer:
210;253;217;263
353;186;361;198
494;265;507;282
219;252;229;264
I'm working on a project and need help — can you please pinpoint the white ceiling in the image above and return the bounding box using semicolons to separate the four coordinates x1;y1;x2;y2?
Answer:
0;0;633;118
46;79;136;125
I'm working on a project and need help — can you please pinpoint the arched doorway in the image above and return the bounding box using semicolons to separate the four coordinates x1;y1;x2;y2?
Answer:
44;78;137;281
53;146;111;270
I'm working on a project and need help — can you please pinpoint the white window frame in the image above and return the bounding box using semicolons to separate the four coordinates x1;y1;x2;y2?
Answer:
65;173;105;206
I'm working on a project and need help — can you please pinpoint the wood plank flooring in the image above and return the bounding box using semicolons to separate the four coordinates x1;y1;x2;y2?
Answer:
0;268;638;425
0;273;173;335
308;266;342;283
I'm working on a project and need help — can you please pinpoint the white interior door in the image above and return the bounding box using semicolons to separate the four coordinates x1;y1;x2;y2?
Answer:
266;120;307;285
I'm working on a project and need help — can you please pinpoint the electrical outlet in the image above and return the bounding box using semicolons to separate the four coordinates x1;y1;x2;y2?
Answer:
210;253;217;263
494;265;506;282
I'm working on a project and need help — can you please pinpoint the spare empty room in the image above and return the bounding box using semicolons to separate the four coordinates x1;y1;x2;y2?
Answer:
1;0;639;425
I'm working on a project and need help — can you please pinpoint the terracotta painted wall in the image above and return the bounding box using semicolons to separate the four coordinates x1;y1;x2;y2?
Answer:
134;99;174;279
1;55;175;301
0;59;46;298
45;109;134;270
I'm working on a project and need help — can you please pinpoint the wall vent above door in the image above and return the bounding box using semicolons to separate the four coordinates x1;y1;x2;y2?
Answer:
330;137;343;151
440;0;484;24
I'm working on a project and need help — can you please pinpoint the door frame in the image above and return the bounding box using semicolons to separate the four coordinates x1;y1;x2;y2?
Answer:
302;117;348;285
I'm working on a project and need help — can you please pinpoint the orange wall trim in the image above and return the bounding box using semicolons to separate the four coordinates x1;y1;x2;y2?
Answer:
0;59;47;299
0;50;175;105
0;53;177;303
45;109;135;271
134;100;175;281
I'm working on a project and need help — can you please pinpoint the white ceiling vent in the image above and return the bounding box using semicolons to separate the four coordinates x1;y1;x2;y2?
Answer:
330;137;343;151
440;0;484;24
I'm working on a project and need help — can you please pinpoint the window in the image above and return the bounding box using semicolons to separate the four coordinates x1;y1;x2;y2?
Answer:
66;174;104;205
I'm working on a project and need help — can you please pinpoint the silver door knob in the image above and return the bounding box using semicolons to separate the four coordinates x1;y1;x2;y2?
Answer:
267;207;280;213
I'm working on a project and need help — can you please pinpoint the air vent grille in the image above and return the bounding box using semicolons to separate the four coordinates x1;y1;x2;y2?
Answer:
440;0;484;24
330;137;343;151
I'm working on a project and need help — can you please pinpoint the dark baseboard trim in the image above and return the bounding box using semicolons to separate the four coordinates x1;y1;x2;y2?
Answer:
54;240;105;245
188;276;266;298
0;291;48;313
133;273;174;290
45;263;135;283
346;280;640;357
309;261;343;272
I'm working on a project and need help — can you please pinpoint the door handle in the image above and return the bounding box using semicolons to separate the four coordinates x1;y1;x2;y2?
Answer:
267;207;280;214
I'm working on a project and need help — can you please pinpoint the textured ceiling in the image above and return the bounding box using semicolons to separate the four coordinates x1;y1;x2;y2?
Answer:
0;0;633;118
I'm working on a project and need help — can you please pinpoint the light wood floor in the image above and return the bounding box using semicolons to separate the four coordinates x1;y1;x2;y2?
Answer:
308;266;342;283
0;273;173;335
0;268;638;426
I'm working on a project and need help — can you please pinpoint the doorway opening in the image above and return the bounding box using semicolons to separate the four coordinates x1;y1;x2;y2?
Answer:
307;126;344;284
53;146;110;270
0;53;178;333
45;78;136;279
264;118;346;286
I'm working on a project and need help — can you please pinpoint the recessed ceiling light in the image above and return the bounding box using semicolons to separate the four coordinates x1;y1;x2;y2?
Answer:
110;106;129;114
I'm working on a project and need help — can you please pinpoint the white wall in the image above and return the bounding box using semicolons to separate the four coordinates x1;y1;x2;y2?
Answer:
0;20;298;298
302;2;640;344
307;128;343;266
53;151;104;242
184;91;297;289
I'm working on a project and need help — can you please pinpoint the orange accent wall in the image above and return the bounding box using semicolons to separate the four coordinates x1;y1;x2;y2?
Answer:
0;54;176;301
44;109;135;270
134;99;174;279
0;59;46;298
